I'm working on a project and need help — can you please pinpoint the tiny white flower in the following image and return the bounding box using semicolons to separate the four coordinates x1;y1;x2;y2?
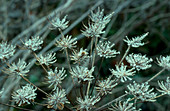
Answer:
108;98;141;111
125;81;157;102
38;52;57;65
126;53;153;71
24;36;43;51
47;88;69;110
82;22;105;38
97;41;120;58
0;41;16;61
56;35;77;50
110;63;136;82
77;95;100;111
156;55;170;70
46;67;67;91
123;32;149;48
70;48;90;64
157;77;170;95
95;76;117;95
12;84;37;106
70;66;94;82
49;15;69;30
90;7;114;25
2;59;29;77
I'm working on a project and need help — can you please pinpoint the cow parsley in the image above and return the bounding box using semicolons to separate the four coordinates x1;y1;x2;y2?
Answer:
2;59;30;77
156;55;170;70
126;53;153;71
95;76;117;95
38;52;57;65
0;41;16;61
126;81;157;102
123;32;149;48
24;36;43;51
97;41;120;58
47;88;69;110
70;66;94;82
56;35;77;50
49;15;69;30
157;77;170;95
12;84;37;106
77;95;100;111
46;67;67;91
110;63;136;82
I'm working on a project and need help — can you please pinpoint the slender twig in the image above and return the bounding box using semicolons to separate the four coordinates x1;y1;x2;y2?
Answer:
0;102;35;111
147;68;165;82
118;45;130;66
20;75;48;96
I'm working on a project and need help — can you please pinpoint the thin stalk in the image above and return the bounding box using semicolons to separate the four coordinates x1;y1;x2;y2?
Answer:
148;93;166;101
90;57;104;95
87;37;98;96
0;102;35;111
118;45;130;66
20;75;48;96
90;37;94;63
147;68;165;82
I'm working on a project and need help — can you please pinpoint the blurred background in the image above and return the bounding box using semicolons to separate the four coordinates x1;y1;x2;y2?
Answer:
0;0;170;111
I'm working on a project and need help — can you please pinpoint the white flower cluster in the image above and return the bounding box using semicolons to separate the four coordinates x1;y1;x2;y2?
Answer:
126;81;157;102
56;35;77;50
24;36;43;51
157;55;170;70
47;88;69;110
95;76;117;95
70;48;90;64
123;32;149;48
38;52;57;65
82;8;113;38
70;66;94;82
2;59;29;77
47;67;67;91
77;95;100;111
49;15;69;30
12;84;37;106
0;41;16;60
157;77;170;95
109;98;141;111
126;53;153;71
110;63;136;82
97;41;120;58
90;7;114;25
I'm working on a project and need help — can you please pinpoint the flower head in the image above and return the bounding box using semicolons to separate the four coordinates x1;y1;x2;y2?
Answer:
24;36;43;51
0;41;16;61
125;81;157;102
12;84;37;106
97;41;120;58
95;76;117;95
77;95;100;111
110;63;136;82
123;32;149;48
108;98;141;111
38;52;57;65
47;88;69;110
2;59;29;77
70;66;94;83
82;22;105;38
157;77;170;95
46;67;67;91
126;53;153;71
49;15;69;30
56;35;77;50
90;7;114;25
156;55;170;70
70;48;90;64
